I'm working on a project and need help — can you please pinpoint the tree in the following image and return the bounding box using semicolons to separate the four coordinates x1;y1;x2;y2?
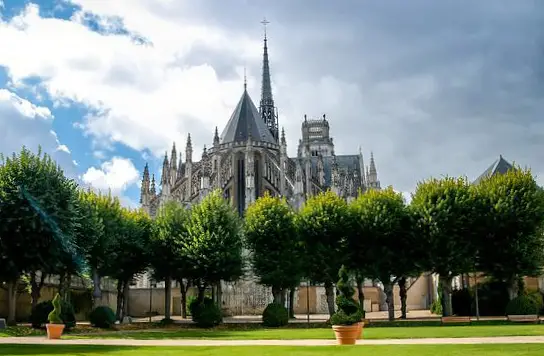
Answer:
474;168;544;299
0;147;80;324
244;194;303;305
297;190;351;317
411;177;480;316
184;189;244;303
349;187;422;321
150;200;191;320
86;191;124;306
108;208;152;320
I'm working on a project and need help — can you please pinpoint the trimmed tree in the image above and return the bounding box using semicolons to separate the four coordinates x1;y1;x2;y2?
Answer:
244;194;303;306
297;190;351;317
150;200;190;321
0;147;80;325
473;168;544;299
109;208;152;320
411;176;480;316
349;187;422;321
184;189;244;303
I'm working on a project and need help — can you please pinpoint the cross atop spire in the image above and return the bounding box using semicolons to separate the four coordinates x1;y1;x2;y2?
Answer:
261;17;270;40
243;66;247;90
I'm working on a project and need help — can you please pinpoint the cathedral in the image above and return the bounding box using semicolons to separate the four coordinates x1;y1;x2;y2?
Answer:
139;30;380;217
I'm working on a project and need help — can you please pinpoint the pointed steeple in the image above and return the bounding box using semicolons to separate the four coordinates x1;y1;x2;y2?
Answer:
259;18;278;141
369;151;377;177
150;174;156;195
186;133;193;163
140;163;150;204
161;152;170;186
213;126;220;146
281;127;286;145
170;143;177;170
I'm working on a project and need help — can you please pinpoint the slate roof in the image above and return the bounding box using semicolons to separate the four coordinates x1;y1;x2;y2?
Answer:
472;155;514;184
220;89;276;144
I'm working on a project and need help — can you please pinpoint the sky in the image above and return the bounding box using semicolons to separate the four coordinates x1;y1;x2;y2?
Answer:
1;0;543;206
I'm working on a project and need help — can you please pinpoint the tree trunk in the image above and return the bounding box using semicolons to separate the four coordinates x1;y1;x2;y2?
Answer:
64;274;72;304
217;282;222;309
58;271;66;296
289;288;295;318
507;276;524;300
6;280;18;325
30;271;46;310
439;275;453;316
324;281;336;317
92;269;102;307
398;277;407;319
356;277;365;313
196;281;206;303
272;285;282;304
122;280;129;320
115;280;123;321
180;280;188;319
280;288;286;306
165;276;172;320
383;281;395;321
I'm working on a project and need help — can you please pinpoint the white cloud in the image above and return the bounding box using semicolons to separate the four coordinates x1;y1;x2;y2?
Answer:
0;88;76;175
0;3;262;157
81;156;139;195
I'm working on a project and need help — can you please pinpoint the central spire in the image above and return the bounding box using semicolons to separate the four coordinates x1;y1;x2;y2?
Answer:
259;17;278;142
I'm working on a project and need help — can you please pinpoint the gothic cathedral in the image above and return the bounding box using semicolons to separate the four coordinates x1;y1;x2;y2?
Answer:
139;31;380;217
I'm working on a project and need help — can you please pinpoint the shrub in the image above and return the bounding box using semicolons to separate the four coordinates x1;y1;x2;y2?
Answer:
474;280;510;316
191;298;222;328
30;298;76;329
187;295;199;317
505;295;540;316
329;266;363;326
262;303;289;327
89;306;116;329
526;292;543;314
430;297;442;315
451;288;472;316
47;294;63;324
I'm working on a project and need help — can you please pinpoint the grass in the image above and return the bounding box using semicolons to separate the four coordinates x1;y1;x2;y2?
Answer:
0;344;543;356
63;324;544;340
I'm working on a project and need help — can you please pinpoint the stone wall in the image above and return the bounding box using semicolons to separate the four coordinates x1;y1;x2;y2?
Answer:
0;284;117;321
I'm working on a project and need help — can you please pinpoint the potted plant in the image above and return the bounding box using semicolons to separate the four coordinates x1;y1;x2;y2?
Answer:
46;293;65;339
330;266;364;345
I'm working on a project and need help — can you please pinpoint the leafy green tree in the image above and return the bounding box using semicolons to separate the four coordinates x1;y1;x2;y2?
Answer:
411;177;480;316
0;147;80;324
86;191;124;306
109;208;152;320
474;168;544;299
349;187;423;321
150;200;191;320
244;194;303;305
297;190;350;317
184;189;244;303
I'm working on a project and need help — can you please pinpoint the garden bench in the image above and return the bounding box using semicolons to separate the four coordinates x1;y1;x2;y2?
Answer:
441;316;471;324
507;315;539;323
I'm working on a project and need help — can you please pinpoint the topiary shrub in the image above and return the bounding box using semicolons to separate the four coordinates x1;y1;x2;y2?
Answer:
474;280;510;316
89;306;116;329
47;294;63;324
526;292;543;314
430;297;442;316
451;288;472;316
505;295;540;316
191;298;222;328
329;266;363;326
30;298;76;329
262;303;289;327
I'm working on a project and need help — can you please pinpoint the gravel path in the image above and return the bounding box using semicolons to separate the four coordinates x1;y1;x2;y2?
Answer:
1;336;544;346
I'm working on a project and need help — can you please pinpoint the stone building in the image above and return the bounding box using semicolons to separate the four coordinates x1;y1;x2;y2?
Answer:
139;30;380;219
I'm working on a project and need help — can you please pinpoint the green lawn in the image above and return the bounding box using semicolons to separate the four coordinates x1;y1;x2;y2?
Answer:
0;344;543;356
65;324;544;340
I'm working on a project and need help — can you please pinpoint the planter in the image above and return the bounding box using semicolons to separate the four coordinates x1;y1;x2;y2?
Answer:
46;323;65;339
332;324;360;345
357;322;364;339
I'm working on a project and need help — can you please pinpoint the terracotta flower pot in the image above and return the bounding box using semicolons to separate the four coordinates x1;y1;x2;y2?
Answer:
332;324;360;345
357;321;365;339
46;323;65;339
